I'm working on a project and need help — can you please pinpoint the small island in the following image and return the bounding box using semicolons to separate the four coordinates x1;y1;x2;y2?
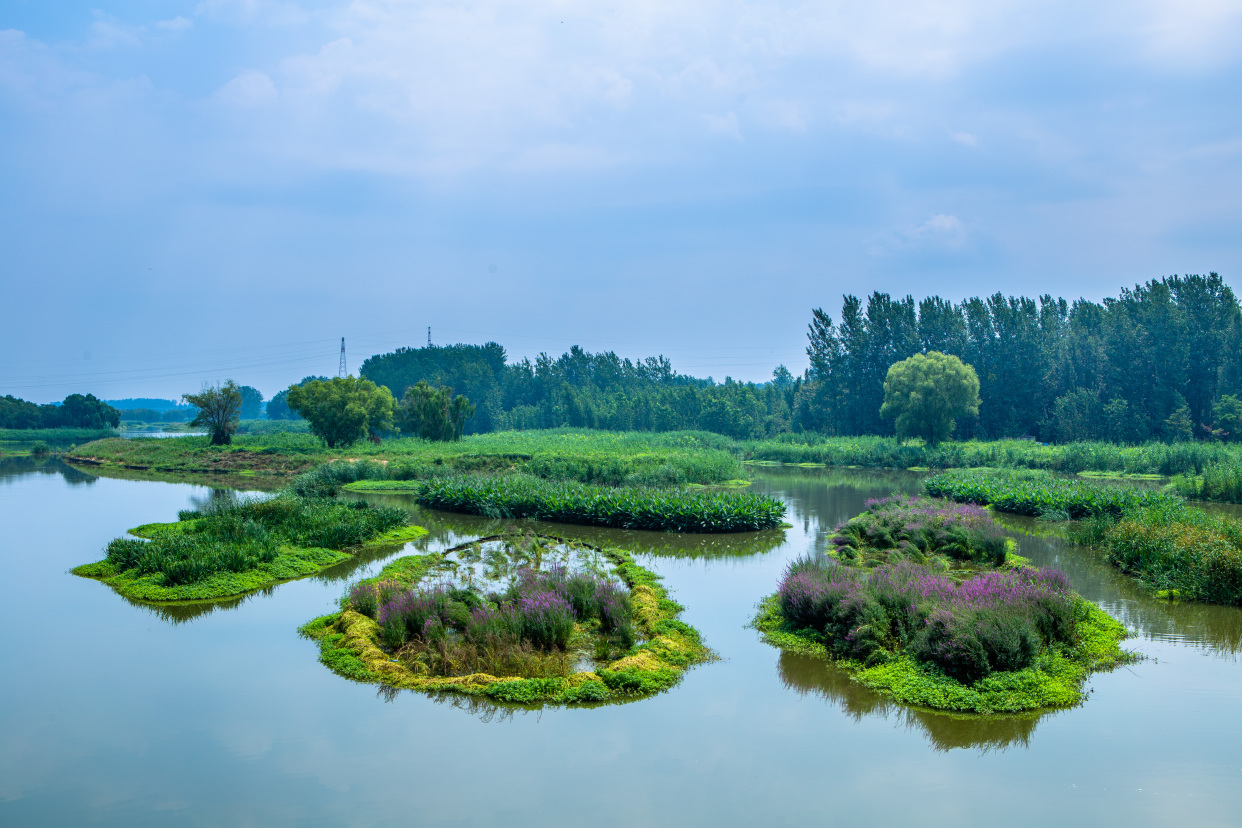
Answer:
301;531;711;706
754;495;1134;713
73;494;426;603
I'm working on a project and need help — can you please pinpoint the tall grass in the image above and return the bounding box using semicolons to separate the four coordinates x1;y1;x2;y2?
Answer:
830;495;1010;567
105;494;407;585
924;468;1183;518
417;474;786;533
1072;504;1242;605
741;435;1241;476
1171;461;1242;504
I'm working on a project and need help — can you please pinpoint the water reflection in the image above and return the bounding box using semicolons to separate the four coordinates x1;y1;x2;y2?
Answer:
777;651;1051;753
0;455;98;486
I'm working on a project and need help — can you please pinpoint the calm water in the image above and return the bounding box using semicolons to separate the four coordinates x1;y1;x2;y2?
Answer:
2;457;1241;826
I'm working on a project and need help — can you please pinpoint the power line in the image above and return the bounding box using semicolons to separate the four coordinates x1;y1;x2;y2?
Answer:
339;338;347;379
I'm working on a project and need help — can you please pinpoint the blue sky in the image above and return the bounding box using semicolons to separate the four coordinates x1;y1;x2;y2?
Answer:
3;0;1241;401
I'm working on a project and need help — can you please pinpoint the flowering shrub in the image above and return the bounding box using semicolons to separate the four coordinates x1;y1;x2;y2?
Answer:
830;495;1008;567
776;556;1077;682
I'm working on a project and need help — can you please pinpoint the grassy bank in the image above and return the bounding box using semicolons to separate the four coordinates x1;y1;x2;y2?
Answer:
301;532;712;706
66;429;745;485
1171;461;1242;504
0;426;117;448
754;497;1132;713
410;474;785;533
73;494;424;602
740;435;1240;476
1074;505;1242;605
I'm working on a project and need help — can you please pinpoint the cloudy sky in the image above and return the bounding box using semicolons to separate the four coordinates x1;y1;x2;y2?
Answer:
3;0;1241;401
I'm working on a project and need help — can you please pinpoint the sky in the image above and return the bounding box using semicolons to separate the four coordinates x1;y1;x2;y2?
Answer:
2;0;1241;402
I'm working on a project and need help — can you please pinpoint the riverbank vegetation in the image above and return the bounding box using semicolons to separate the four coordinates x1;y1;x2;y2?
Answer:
925;468;1242;606
411;474;785;533
754;496;1132;713
924;468;1182;518
301;532;711;706
66;429;747;485
73;493;423;602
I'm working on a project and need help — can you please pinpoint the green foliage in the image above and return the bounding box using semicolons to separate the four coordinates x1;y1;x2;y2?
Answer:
417;474;786;532
183;381;242;446
741;434;1242;475
286;376;396;448
1072;505;1242;605
924;468;1183;518
82;493;407;593
880;351;980;446
1212;395;1242;440
238;385;264;420
1172;461;1242;503
396;380;475;441
0;393;120;430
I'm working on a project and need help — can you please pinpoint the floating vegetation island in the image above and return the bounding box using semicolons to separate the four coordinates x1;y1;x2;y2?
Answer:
73;494;426;602
301;532;712;706
754;496;1133;713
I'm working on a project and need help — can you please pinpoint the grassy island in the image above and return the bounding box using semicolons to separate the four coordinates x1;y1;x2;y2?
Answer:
754;496;1133;713
301;532;712;706
344;473;785;533
73;494;425;602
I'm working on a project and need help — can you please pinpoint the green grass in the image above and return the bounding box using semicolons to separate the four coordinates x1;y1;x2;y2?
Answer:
752;595;1132;714
301;533;711;707
73;495;424;602
924;468;1183;518
1171;461;1242;504
0;426;117;446
414;474;786;532
739;435;1242;476
66;428;746;485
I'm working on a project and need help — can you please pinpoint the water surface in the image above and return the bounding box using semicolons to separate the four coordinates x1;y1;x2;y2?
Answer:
2;459;1240;825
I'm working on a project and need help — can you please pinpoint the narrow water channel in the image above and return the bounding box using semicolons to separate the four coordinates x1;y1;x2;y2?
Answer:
2;456;1239;825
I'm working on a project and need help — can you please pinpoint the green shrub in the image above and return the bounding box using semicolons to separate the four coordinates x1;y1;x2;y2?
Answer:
924;468;1182;518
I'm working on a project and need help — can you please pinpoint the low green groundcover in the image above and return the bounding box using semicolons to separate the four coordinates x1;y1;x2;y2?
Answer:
301;532;712;706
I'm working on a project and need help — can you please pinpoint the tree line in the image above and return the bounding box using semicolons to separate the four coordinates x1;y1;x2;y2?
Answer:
799;273;1242;442
0;394;121;430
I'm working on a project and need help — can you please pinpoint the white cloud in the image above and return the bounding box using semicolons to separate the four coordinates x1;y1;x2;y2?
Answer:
868;214;972;257
214;70;278;106
156;17;195;32
704;110;742;140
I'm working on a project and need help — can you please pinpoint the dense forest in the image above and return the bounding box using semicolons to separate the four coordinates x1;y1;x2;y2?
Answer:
800;274;1242;442
0;393;121;430
354;274;1241;444
359;344;796;439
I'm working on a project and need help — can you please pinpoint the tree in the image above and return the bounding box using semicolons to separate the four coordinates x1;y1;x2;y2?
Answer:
397;380;475;441
238;385;264;420
286;377;396;448
183;382;242;446
880;352;980;446
53;394;120;429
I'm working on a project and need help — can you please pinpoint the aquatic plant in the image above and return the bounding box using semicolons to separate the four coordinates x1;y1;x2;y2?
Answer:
924;468;1182;518
417;474;784;533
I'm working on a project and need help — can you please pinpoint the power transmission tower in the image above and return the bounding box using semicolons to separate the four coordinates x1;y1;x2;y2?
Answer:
338;337;347;378
427;327;431;347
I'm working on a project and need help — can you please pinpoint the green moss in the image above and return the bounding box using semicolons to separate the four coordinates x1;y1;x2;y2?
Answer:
300;533;713;708
752;595;1135;714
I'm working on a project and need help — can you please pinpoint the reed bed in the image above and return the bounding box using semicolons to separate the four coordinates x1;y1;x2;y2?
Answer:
415;474;785;533
741;435;1241;476
1171;461;1242;504
924;468;1183;518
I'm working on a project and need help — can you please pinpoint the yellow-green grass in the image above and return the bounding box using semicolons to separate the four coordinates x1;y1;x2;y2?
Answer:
300;534;713;706
752;595;1133;714
73;522;427;603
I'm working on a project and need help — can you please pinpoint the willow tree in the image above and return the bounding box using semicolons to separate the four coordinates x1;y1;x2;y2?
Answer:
183;381;242;446
880;352;980;446
286;377;395;448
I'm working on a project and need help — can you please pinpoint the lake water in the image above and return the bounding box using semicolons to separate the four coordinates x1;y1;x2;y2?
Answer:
2;457;1240;825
